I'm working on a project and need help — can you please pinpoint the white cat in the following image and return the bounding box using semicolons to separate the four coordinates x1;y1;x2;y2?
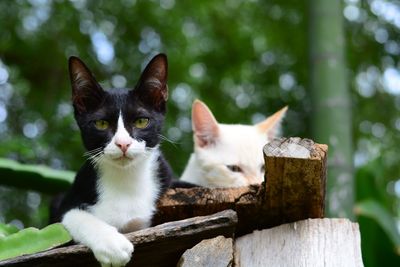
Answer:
180;100;287;188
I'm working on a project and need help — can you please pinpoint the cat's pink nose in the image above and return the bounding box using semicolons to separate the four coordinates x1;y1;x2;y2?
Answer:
115;140;131;153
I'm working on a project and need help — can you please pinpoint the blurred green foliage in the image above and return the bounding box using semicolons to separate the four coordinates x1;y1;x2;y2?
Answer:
0;158;73;194
0;0;399;265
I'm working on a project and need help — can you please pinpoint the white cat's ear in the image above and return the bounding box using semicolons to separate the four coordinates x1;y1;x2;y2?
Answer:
134;54;168;112
192;100;219;147
69;56;105;114
256;106;288;139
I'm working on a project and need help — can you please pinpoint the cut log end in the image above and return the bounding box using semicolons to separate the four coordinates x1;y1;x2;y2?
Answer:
263;137;328;160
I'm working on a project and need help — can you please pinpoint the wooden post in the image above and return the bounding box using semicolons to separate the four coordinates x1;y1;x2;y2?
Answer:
263;137;328;226
154;137;328;234
234;218;364;267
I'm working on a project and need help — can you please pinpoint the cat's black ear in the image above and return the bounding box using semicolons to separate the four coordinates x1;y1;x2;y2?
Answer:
192;100;219;147
69;56;105;114
134;54;168;112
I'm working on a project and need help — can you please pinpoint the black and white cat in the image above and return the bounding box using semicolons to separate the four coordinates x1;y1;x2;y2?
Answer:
50;54;173;267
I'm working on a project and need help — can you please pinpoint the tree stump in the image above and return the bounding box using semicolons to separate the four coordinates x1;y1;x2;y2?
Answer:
234;218;364;267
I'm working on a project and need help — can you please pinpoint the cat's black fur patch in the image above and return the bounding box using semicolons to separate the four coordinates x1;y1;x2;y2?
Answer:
50;54;175;223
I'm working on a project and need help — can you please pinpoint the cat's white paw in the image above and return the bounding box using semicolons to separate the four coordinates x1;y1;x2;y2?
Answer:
91;231;134;267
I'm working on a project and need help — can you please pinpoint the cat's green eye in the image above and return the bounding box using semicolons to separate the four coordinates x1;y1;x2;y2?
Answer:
227;165;242;173
94;120;109;130
134;118;149;129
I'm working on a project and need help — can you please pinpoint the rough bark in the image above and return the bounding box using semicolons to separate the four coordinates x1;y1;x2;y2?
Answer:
263;137;328;225
234;218;364;267
154;137;328;235
0;210;237;267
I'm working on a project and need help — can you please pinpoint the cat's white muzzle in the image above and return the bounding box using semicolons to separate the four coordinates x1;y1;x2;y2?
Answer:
101;139;147;168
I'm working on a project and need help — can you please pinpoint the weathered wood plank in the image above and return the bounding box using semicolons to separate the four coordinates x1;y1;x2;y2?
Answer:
177;236;233;267
234;218;364;267
153;137;327;234
0;210;237;267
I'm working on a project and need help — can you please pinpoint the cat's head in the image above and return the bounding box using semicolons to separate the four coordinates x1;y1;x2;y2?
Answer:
69;54;168;169
191;100;287;187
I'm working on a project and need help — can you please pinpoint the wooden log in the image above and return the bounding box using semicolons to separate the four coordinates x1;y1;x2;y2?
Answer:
177;236;233;267
154;186;257;235
234;218;364;267
263;137;328;225
0;210;237;267
154;137;327;235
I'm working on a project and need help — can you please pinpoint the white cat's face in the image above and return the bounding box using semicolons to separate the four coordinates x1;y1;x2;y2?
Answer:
195;124;269;187
191;100;287;187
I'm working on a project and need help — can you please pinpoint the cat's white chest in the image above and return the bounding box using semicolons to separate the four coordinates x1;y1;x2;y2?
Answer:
89;156;160;231
89;192;155;230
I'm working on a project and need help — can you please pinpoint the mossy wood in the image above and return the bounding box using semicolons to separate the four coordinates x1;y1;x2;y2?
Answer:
154;137;328;235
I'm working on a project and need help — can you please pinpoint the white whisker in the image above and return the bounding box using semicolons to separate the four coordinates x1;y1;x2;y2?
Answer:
157;134;178;147
83;147;103;158
87;150;104;167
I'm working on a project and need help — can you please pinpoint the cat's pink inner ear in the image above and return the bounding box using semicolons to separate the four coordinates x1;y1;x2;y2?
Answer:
69;57;104;113
256;106;288;139
192;100;219;147
69;57;98;90
135;54;168;111
143;54;168;86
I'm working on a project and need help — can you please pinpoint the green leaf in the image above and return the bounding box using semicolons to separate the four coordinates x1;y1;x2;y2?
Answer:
0;158;74;194
0;223;19;239
355;199;400;255
0;223;72;261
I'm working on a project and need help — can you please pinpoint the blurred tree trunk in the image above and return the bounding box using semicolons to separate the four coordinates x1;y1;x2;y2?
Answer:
309;0;353;218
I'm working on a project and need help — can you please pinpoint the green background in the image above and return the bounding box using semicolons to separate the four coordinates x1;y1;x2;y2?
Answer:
0;0;399;265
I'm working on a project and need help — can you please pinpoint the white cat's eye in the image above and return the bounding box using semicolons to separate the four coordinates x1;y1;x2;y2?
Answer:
226;165;242;173
94;120;109;130
134;118;149;129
